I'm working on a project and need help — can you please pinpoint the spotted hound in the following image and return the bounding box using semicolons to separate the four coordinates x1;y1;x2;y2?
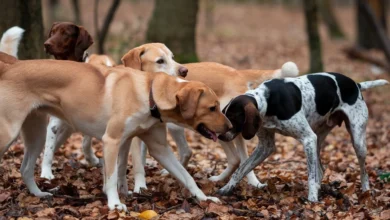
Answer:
217;72;388;202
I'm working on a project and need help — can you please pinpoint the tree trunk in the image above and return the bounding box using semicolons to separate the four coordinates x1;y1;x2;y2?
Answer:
94;0;121;54
71;0;82;25
303;0;323;73
146;0;199;63
357;0;387;49
319;0;345;40
0;0;46;59
204;0;215;30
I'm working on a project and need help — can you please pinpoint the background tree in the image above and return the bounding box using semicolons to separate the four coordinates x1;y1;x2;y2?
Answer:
302;0;323;72
357;0;387;49
94;0;121;54
0;0;46;59
146;0;199;63
71;0;82;25
319;0;345;40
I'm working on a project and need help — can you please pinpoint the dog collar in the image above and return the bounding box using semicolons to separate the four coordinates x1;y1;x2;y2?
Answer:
149;82;163;123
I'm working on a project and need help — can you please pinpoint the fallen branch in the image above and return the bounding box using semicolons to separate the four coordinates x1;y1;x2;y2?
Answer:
343;47;390;71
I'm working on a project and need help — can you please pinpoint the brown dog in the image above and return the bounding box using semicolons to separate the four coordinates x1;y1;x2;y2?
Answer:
120;43;299;192
0;53;231;211
44;22;93;62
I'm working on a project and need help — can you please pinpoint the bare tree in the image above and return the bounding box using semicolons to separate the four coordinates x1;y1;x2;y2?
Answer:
303;0;323;72
0;0;46;59
94;0;121;54
71;0;82;25
357;0;387;49
146;0;199;63
319;0;345;40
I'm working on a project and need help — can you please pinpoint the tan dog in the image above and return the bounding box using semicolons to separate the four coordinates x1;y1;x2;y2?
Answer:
120;43;299;192
0;55;231;211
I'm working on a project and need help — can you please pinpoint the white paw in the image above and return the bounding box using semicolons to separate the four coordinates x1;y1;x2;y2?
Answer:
247;180;267;189
208;175;224;182
34;191;53;198
160;169;169;176
40;170;55;180
206;196;221;203
108;202;127;211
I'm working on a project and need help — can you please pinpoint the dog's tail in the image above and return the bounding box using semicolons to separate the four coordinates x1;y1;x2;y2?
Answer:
280;61;299;77
359;79;389;91
0;26;25;58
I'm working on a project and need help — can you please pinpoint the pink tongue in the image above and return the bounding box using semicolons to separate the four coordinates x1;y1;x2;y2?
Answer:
210;132;217;142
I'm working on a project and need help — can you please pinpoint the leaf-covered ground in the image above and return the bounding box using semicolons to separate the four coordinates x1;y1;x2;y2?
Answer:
1;2;390;219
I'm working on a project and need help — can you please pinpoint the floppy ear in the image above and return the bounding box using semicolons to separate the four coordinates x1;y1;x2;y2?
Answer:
176;87;204;120
121;46;145;70
47;22;59;39
74;26;93;61
242;102;260;140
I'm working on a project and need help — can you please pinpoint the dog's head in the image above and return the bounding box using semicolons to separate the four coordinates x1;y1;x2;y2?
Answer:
153;77;232;141
218;95;260;142
121;43;188;77
44;22;93;61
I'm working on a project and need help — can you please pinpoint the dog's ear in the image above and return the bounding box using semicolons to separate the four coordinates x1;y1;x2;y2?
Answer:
47;22;59;38
176;87;204;120
74;26;93;61
242;102;260;140
121;46;145;70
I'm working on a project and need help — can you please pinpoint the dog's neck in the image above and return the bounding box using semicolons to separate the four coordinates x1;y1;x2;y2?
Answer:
245;88;268;118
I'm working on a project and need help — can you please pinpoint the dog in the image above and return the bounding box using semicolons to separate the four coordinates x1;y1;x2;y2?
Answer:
0;53;231;211
120;43;299;193
217;72;388;202
40;40;188;180
0;26;25;58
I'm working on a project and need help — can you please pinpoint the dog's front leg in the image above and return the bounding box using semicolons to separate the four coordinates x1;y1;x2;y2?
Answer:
218;129;275;195
41;117;73;180
167;123;192;168
102;119;127;211
117;138;132;197
209;141;240;182
139;124;220;203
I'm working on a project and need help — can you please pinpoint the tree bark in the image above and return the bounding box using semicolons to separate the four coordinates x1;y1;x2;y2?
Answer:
357;0;387;49
319;0;345;40
146;0;199;63
302;0;323;73
94;0;121;54
0;0;46;59
71;0;82;25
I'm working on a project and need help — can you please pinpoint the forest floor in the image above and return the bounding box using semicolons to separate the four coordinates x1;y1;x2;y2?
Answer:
1;2;390;220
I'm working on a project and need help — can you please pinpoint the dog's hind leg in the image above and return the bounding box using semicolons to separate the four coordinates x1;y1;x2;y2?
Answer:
218;129;275;195
21;111;52;197
234;134;266;188
344;104;370;192
41;117;73;180
209;140;240;182
167;123;192;168
315;125;334;181
81;135;100;166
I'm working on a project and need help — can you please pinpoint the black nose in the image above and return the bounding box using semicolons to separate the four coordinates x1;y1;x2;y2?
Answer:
44;42;52;51
178;66;188;77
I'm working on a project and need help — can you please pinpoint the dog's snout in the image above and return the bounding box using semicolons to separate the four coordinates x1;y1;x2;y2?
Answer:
178;66;188;77
44;42;52;51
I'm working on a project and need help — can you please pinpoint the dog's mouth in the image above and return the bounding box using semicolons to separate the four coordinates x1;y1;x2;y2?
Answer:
197;124;218;142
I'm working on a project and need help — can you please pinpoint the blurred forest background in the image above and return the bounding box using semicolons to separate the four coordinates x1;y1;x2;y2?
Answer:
0;0;389;219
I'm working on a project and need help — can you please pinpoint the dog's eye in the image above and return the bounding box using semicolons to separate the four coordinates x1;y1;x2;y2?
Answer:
156;59;165;64
210;106;216;112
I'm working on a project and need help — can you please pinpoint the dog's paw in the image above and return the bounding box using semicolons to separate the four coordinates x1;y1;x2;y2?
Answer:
247;180;267;189
40;171;55;180
206;196;221;203
108;202;127;212
160;169;169;176
208;175;225;182
133;186;148;194
34;191;53;198
86;156;101;167
216;186;233;196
